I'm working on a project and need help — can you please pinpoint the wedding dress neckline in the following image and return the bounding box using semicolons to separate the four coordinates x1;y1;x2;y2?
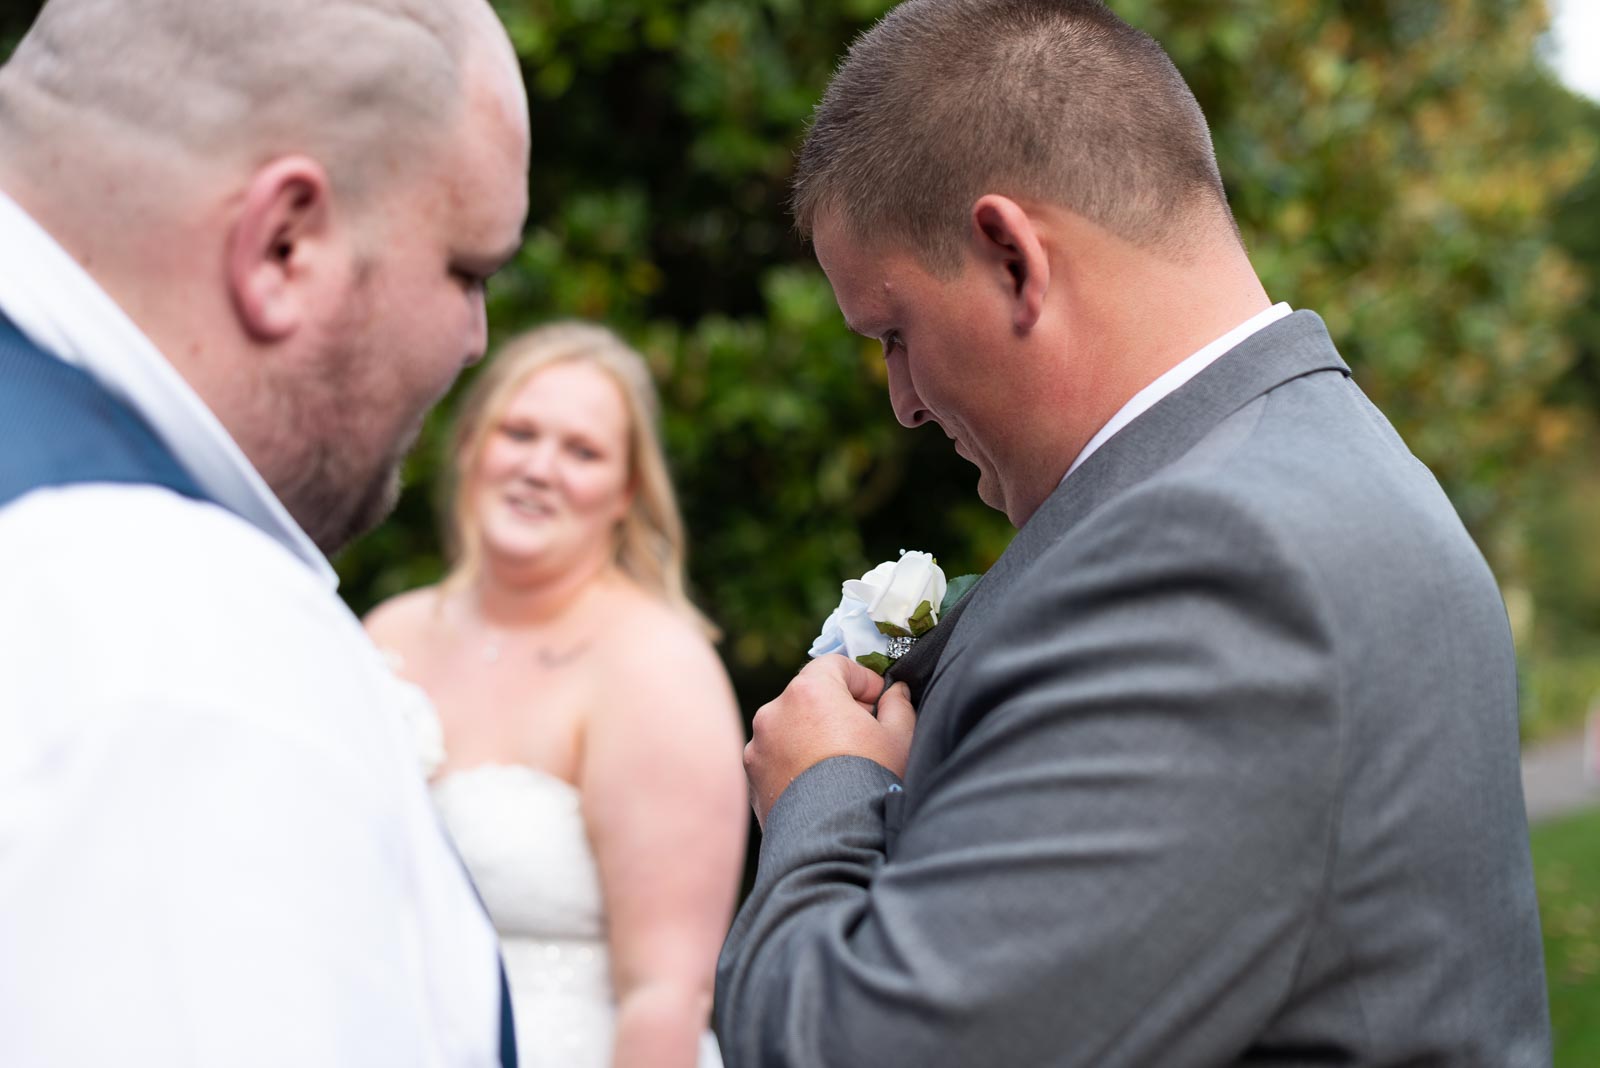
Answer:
427;756;603;947
411;688;725;1067
434;761;580;796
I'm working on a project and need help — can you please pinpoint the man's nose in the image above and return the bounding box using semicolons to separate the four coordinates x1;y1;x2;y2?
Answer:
886;356;931;429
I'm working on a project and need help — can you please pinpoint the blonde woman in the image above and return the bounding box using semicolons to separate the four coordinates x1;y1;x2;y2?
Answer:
366;322;746;1068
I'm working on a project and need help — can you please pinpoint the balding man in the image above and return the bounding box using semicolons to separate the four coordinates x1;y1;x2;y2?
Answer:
0;1;528;1064
719;1;1549;1065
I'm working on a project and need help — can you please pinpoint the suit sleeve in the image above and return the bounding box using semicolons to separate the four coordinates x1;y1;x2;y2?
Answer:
715;484;1343;1067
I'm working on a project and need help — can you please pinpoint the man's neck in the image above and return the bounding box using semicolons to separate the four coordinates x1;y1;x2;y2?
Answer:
1061;301;1292;487
1002;233;1272;525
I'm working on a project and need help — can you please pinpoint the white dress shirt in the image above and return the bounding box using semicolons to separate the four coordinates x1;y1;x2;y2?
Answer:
0;191;503;1067
1063;302;1293;482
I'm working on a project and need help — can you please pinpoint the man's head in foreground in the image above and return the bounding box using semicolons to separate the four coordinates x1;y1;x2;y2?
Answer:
0;0;531;552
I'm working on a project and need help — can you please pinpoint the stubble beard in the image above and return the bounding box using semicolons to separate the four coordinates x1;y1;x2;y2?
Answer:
270;267;421;557
274;379;416;558
300;444;407;556
968;451;1014;524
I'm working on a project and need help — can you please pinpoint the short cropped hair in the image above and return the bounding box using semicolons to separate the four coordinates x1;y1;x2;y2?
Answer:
793;0;1237;270
0;0;479;199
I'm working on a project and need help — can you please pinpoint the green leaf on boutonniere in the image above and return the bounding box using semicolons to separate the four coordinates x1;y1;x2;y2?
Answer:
908;599;936;637
941;573;981;616
875;620;913;638
856;652;894;675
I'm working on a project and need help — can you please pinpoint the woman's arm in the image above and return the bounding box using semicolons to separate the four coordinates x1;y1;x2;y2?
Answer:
581;612;748;1068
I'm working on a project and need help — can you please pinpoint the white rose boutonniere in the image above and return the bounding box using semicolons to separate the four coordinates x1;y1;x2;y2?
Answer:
810;550;981;674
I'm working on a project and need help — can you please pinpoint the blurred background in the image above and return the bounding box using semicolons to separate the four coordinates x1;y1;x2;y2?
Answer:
4;0;1597;1060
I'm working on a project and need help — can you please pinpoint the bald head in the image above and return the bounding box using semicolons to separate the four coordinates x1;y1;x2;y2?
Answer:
0;0;531;556
0;0;514;202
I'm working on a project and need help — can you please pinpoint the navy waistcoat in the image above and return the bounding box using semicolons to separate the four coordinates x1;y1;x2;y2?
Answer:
0;311;518;1068
0;312;207;509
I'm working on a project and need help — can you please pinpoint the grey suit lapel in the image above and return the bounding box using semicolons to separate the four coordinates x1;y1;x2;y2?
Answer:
883;580;978;704
924;309;1350;695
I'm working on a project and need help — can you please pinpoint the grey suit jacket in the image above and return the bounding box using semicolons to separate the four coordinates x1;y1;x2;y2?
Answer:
715;311;1550;1067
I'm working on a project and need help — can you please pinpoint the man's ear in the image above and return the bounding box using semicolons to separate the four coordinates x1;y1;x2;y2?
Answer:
226;157;337;342
970;194;1049;335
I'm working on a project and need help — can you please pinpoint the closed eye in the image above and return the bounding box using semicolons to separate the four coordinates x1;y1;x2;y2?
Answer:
453;241;522;293
452;267;488;292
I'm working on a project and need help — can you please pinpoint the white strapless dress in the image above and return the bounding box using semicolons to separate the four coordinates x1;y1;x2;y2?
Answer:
429;763;724;1068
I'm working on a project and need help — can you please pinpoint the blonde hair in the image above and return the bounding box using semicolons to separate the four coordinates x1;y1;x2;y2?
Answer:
443;322;717;638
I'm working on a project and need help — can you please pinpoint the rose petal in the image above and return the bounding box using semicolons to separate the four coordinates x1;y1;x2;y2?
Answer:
808;603;849;658
838;600;892;659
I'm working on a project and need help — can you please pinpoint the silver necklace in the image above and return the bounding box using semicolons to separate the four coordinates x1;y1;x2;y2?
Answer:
480;634;589;667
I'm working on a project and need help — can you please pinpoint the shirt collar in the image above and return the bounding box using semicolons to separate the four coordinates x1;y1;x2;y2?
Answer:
0;189;337;587
1061;302;1293;484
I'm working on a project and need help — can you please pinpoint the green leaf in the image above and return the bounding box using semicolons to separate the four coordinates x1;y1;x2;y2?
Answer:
941;573;982;616
875;620;912;638
856;652;894;675
908;598;937;637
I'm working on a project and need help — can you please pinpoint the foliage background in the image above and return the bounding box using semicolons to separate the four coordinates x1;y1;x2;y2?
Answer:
4;0;1600;1050
376;0;1600;737
4;0;1594;725
1533;805;1600;1067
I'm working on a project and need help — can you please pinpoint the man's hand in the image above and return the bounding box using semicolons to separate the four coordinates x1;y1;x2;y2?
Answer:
745;655;917;828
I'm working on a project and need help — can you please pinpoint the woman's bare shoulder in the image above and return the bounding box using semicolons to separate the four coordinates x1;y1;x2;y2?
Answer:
363;585;446;652
607;589;719;663
582;587;744;799
595;587;734;715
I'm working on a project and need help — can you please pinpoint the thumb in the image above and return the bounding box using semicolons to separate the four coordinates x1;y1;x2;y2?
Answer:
875;681;917;738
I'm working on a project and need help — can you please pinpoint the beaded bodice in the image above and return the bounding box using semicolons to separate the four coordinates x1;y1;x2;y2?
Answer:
431;764;606;945
430;765;616;1067
397;674;721;1068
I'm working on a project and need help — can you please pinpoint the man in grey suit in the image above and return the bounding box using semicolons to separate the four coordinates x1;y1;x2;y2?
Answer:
715;1;1550;1064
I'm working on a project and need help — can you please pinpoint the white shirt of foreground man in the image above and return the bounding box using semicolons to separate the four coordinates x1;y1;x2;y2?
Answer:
0;190;504;1066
